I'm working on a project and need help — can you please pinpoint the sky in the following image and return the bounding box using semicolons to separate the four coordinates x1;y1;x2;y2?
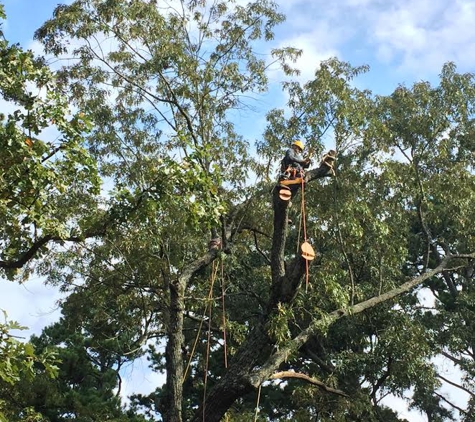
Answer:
1;0;475;420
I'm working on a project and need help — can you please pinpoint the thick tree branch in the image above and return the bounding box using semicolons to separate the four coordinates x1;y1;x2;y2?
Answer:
440;350;467;368
269;371;349;398
250;253;475;387
0;235;53;269
0;183;163;271
305;150;337;182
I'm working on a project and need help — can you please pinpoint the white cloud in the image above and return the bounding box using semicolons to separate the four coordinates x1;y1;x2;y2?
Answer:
119;351;166;402
369;0;475;75
277;30;339;83
0;277;63;338
273;0;475;86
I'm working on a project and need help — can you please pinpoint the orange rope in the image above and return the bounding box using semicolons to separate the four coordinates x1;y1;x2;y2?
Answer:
301;176;310;292
221;259;228;368
301;177;307;242
183;261;219;382
203;281;213;422
253;384;262;422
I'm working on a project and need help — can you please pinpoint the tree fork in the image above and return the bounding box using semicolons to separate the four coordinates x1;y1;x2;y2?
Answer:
190;155;336;422
163;249;220;422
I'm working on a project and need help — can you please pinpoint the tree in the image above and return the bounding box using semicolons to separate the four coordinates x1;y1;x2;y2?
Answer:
0;4;146;420
34;1;300;421
0;2;100;281
0;312;58;422
26;303;151;422
5;1;475;421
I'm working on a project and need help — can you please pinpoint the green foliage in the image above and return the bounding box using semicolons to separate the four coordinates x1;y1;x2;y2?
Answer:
255;58;475;419
20;305;152;422
0;312;58;422
0;16;100;280
2;0;474;419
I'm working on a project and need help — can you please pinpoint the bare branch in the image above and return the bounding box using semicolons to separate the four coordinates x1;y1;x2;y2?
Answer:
440;350;466;367
253;230;271;265
437;373;475;398
251;253;475;386
371;356;392;403
269;371;349;398
434;392;468;415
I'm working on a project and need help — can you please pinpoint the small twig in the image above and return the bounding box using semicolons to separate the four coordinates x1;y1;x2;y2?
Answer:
253;231;271;265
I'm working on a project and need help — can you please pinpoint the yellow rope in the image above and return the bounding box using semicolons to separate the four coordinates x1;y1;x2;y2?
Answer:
253;384;262;422
221;258;228;368
183;261;219;383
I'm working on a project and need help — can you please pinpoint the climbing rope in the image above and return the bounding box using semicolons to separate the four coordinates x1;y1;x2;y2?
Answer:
203;258;229;421
183;261;219;382
182;256;229;421
203;276;214;422
300;177;310;292
221;258;228;368
253;384;262;422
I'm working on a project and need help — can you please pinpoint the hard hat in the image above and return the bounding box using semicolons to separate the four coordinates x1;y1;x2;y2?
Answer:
292;140;304;150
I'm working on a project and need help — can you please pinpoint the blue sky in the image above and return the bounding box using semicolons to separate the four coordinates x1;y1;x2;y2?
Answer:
1;0;474;420
4;0;475;94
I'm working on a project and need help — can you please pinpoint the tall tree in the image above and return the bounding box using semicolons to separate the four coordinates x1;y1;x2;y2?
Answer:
0;312;58;422
5;1;475;421
34;1;300;421
27;300;151;422
0;2;100;281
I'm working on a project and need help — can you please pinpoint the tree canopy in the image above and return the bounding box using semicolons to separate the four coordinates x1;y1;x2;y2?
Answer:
1;1;475;421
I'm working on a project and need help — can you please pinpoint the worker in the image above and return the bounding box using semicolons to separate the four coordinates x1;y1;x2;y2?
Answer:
280;140;311;180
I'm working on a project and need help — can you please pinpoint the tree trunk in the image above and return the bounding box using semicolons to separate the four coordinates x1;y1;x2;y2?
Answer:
189;165;333;422
191;187;307;422
164;278;186;422
190;325;271;422
163;250;220;422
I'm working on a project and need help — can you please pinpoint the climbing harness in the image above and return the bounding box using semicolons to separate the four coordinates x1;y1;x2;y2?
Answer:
277;167;304;201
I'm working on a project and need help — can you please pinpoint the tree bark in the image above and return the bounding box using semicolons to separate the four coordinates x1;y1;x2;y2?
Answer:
163;250;219;422
191;325;271;422
164;278;186;422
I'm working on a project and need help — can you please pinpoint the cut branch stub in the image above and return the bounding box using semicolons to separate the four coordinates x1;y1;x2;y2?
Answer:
278;186;292;201
301;241;315;261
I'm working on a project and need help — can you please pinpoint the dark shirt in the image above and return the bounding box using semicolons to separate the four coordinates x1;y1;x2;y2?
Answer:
283;147;309;171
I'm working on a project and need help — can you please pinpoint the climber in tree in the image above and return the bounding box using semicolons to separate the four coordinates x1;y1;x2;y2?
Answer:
280;140;311;180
